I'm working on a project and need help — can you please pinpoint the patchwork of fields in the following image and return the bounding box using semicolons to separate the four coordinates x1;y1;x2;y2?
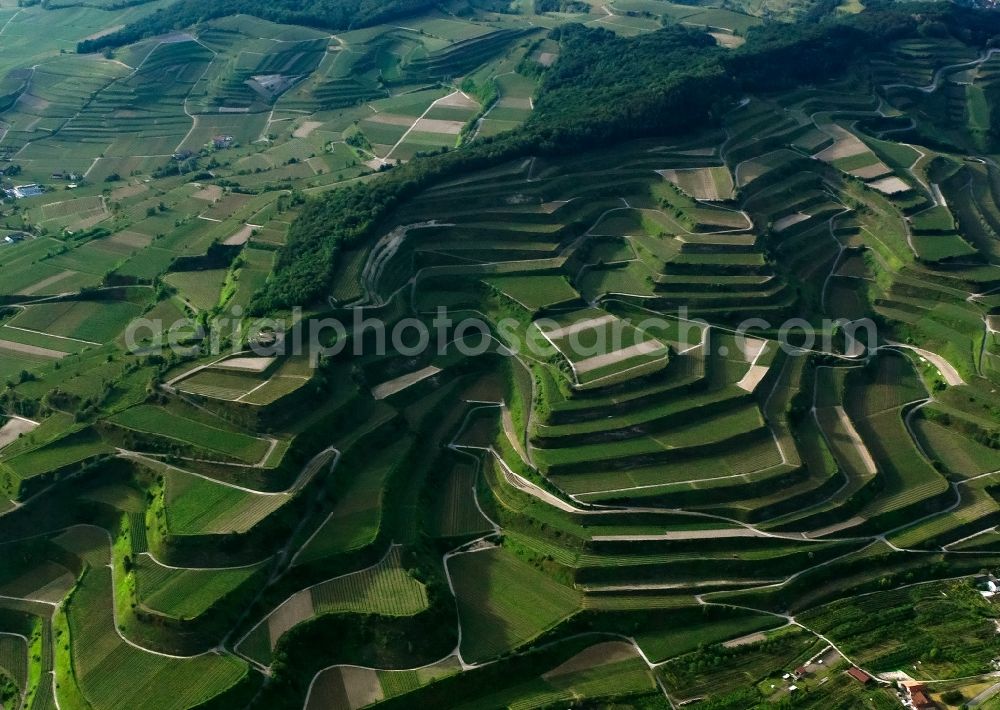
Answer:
0;2;999;710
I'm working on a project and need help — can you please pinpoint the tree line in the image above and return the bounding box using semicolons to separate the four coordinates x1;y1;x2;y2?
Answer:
76;0;439;53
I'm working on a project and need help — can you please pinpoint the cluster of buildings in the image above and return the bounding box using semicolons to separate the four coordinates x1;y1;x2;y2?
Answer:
171;136;234;163
3;183;42;199
847;667;938;708
780;660;940;708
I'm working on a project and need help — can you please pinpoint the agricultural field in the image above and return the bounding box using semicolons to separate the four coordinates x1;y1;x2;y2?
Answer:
161;469;289;535
798;580;1000;678
134;555;267;620
238;546;428;665
448;547;581;662
64;566;250;709
108;404;273;464
0;1;999;709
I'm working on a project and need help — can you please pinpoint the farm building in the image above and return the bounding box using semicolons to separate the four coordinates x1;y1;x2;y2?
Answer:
213;135;235;149
4;232;26;243
911;689;935;709
902;683;935;709
846;667;871;684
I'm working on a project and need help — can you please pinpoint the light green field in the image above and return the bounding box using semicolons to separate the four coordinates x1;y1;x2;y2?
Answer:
108;405;270;463
135;556;266;620
65;566;248;710
163;270;228;311
163;470;286;535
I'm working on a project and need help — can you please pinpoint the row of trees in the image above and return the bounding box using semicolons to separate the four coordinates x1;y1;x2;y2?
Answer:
76;0;438;53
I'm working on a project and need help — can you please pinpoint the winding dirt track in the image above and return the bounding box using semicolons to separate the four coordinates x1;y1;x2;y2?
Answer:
888;341;965;386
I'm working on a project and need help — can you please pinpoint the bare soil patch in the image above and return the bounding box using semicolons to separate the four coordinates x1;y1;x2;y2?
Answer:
412;118;465;135
710;32;745;48
773;212;811;232
0;340;68;360
544;641;637;679
723;632;767;648
869;176;911;194
268;591;314;648
223;225;254;246
740;337;766;362
0;416;37;449
371;365;441;400
340;667;384;709
574;340;666;375
193;185;223;202
217;356;275;372
366;113;415;127
17;270;76;296
293;121;323;138
658;167;733;201
436;92;478;109
499;459;577;513
540;315;616;340
737;365;770;392
834;405;878;474
814;135;869;161
69;211;109;232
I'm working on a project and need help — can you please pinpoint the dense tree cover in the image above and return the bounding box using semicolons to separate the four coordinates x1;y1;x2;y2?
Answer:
534;0;589;12
253;3;997;313
257;605;457;708
531;25;726;142
76;0;438;53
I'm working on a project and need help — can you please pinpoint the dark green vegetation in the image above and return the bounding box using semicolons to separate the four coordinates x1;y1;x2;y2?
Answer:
77;0;440;54
2;0;1000;708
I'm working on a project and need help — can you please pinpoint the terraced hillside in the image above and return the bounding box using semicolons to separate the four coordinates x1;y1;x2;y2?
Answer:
2;1;1000;709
